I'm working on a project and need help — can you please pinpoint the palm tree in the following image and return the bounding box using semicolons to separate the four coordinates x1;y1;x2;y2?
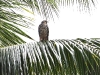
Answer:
0;39;100;75
0;0;99;75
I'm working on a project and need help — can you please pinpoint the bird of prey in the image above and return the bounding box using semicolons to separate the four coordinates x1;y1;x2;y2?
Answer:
38;20;49;41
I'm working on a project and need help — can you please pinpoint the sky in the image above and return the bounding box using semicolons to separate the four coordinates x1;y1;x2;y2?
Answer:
24;1;100;42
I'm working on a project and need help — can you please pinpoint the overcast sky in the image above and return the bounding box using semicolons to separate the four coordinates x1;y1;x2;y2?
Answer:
24;1;100;42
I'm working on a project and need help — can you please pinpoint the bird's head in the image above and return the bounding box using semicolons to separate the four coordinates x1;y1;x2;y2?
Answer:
41;20;47;24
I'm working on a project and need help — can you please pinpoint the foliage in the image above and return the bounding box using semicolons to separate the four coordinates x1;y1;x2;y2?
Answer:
0;39;100;75
0;0;98;74
0;0;34;47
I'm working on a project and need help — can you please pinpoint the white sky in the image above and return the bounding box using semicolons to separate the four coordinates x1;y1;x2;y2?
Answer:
24;1;100;42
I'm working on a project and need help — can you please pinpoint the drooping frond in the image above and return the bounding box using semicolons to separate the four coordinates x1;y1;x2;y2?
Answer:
0;39;100;75
0;0;34;47
1;0;96;20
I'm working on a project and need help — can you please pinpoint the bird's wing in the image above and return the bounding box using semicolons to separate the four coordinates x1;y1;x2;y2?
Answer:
47;25;49;36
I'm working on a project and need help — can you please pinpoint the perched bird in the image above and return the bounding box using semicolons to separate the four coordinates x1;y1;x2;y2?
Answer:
38;20;49;41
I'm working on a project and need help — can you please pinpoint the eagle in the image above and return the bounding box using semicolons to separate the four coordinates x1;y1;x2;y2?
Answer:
38;20;49;41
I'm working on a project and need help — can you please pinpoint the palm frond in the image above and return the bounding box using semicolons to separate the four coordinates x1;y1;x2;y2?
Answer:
1;0;96;20
0;0;34;47
0;39;100;75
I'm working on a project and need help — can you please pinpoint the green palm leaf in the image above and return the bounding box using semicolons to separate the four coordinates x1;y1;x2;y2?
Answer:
0;0;34;47
0;39;100;75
